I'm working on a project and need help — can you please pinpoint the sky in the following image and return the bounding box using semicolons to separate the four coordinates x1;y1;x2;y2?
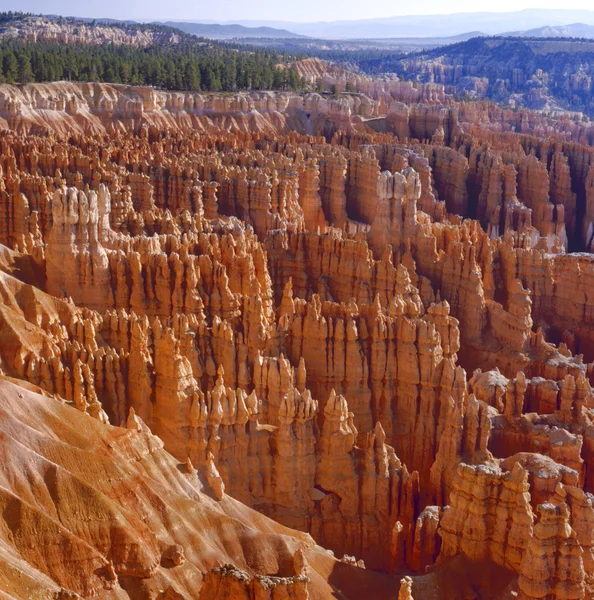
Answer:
5;0;594;23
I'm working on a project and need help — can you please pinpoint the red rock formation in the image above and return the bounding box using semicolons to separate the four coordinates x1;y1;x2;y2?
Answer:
0;378;374;600
518;485;585;600
3;82;594;598
439;462;534;571
199;565;309;600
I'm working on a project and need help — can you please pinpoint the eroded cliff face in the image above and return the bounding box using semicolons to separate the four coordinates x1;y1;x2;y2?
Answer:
0;82;389;138
0;377;372;600
0;15;182;46
2;81;594;599
384;37;594;117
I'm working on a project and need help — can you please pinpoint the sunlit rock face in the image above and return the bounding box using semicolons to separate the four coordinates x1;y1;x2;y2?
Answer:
2;80;594;599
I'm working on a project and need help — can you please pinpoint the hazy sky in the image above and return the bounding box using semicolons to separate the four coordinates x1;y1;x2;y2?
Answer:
6;0;594;22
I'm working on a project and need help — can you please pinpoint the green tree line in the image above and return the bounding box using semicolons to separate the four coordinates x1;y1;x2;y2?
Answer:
0;39;306;92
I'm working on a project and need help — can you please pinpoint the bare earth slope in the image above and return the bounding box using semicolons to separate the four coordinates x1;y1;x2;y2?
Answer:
0;377;397;599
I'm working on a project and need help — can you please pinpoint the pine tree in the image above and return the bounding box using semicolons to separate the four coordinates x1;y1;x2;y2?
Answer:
17;53;33;83
184;62;201;91
3;51;18;83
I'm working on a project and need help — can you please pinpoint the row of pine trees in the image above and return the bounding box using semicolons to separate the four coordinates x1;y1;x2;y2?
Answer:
0;40;306;91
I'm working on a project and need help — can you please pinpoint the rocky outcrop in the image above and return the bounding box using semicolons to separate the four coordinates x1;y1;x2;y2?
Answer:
0;378;363;600
3;83;594;599
0;82;384;137
518;485;586;600
439;462;534;571
0;15;182;46
199;565;309;600
387;36;594;117
46;184;113;308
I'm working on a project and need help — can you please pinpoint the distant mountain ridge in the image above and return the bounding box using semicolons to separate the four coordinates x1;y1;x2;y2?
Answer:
505;23;594;39
160;21;305;39
207;9;594;39
7;10;594;44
